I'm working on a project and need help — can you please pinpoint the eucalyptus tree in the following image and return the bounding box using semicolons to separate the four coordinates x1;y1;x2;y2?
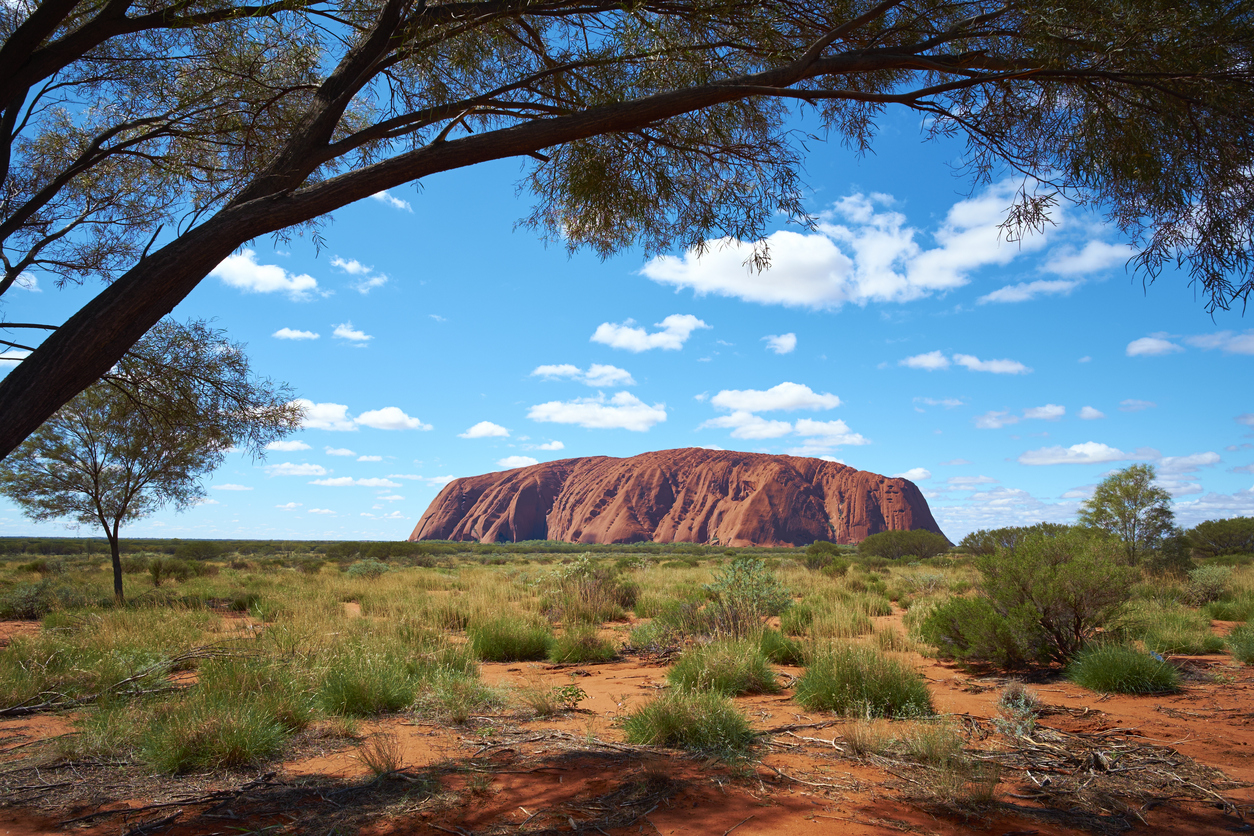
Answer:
0;319;302;603
1077;464;1176;564
1;0;1252;457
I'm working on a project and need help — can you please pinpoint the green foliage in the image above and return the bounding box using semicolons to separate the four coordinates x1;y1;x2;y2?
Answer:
794;644;933;718
958;523;1074;556
1187;517;1254;557
1184;565;1232;605
549;625;616;663
1206;592;1254;622
318;649;418;717
174;541;223;561
1077;464;1175;563
468;615;553;662
1121;601;1224;655
621;689;754;756
0;579;108;619
667;639;780;696
919;531;1133;668
756;627;805;665
148;557;214;587
1066;645;1180;695
346;558;391;579
1226;623;1254;664
702;556;791;638
141;693;289;774
858;529;951;561
545;555;637;623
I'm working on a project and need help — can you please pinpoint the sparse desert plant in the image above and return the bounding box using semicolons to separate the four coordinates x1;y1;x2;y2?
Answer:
468;614;553;662
993;682;1040;738
628;619;680;649
549;625;616;663
1226;623;1254;664
356;731;406;776
1124;602;1224;654
873;626;917;653
843;718;892;757
794;643;933;718
415;671;502;724
667;639;779;696
518;678;588;716
1066;645;1181;694
621;689;754;756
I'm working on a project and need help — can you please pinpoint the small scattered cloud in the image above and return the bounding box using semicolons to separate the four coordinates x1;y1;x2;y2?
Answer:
1119;399;1156;412
265;462;328;477
939;458;971;466
377;494;405;502
1078;356;1091;363
332;322;372;345
1239;414;1254;427
1184;330;1254;355
1018;442;1130;465
357;455;382;462
429;314;447;322
977;279;1080;304
947;475;998;487
900;350;950;371
893;467;931;481
975;410;1018;430
699;411;792;439
211;249;319;300
591;314;709;352
310;477;402;487
13;272;39;292
1079;406;1105;420
325;447;356;456
355;407;432;431
915;397;964;408
1157;451;1221;475
266;440;311;452
710;382;840;412
272;327;320;340
763;333;797;354
528;391;666;432
1042;240;1134;275
371;190;413;212
212;483;253;491
309;508;336;515
1023;404;1065;421
1126;335;1184;357
533;441;565;451
330;257;371;275
497;455;539;469
459;421;510;439
294;400;356;432
331;256;388;294
531;363;636;387
276;502;302;510
953;353;1031;374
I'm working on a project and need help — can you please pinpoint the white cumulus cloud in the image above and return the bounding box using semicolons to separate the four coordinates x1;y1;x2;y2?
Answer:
1023;404;1065;421
977;279;1080;304
276;502;302;510
953;353;1031;374
265;462;328;477
355;407;431;431
535;441;565;451
528;391;666;431
763;333;797;354
266;440;311;452
211;249;319;300
272;328;320;340
294;400;356;432
460;421;510;438
699;411;793;439
1042;240;1134;276
710;382;840;412
531;363;636;387
333;322;372;345
1127;335;1184;356
975;410;1019;430
899;351;950;371
371;190;413;212
1079;406;1105;420
325;447;356;456
591;314;709;352
497;456;539;469
357;455;382;462
893;467;932;481
1018;442;1130;465
1184;330;1254;355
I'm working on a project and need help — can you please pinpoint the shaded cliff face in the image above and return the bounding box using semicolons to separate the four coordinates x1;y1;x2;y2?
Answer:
409;448;946;547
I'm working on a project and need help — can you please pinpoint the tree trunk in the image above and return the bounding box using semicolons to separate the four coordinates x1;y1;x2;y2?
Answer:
107;523;123;605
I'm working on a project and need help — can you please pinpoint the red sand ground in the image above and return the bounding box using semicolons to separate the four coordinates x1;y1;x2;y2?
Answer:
2;610;1252;836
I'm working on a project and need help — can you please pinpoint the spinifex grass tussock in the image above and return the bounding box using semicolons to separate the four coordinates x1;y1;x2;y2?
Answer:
621;689;755;757
318;645;419;717
794;643;933;718
549;625;616;663
141;692;289;774
1121;600;1225;654
1206;591;1254;622
356;731;406;776
468;614;553;662
874;625;918;653
667;638;780;696
779;603;813;636
1066;645;1181;694
198;656;315;731
413;671;502;724
757;626;805;665
1227;623;1254;664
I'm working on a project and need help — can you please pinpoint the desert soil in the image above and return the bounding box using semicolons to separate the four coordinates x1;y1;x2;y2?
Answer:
2;610;1252;836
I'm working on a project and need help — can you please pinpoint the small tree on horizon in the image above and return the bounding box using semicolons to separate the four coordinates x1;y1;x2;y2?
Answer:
0;319;302;603
1076;464;1175;564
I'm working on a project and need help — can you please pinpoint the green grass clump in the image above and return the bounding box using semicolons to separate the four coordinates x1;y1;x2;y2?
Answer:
667;639;779;696
794;644;933;718
1123;602;1224;655
468;614;553;661
318;649;418;716
1066;645;1180;694
757;627;805;665
1227;623;1254;664
1206;593;1254;622
141;693;288;773
621;689;754;756
629;620;679;648
780;603;813;636
549;626;616;663
414;671;503;724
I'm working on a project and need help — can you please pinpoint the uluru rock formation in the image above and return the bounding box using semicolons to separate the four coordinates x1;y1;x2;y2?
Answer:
409;448;946;547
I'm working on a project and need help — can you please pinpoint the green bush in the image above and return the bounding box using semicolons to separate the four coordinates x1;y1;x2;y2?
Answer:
468;615;553;661
549;626;616;663
346;558;391;578
757;627;805;665
621;689;754;756
958;523;1074;556
1066;645;1180;694
1226;623;1254;664
141;693;288;773
703;556;791;638
794;644;932;718
919;531;1132;668
174;541;223;561
318;649;418;716
858;530;951;561
1187;517;1254;557
667;639;779;696
1184;565;1232;605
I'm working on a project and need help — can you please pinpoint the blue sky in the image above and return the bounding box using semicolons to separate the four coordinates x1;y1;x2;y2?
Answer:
2;109;1252;543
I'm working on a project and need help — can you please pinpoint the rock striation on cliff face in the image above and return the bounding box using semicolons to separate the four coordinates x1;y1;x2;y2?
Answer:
409;448;946;547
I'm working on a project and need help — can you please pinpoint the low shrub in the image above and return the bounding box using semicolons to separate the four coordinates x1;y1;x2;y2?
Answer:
667;639;779;696
549;626;616;663
346;559;391;579
1184;565;1232;605
703;557;791;638
621;689;754;756
1066;645;1180;694
1226;623;1254;664
794;644;932;718
468;614;553;662
858;530;950;561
